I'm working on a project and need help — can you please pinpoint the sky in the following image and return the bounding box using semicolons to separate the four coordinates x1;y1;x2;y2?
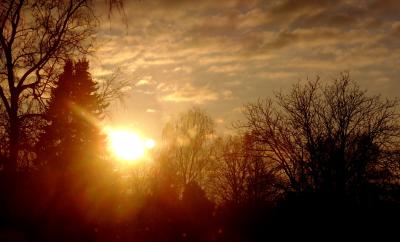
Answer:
89;0;400;140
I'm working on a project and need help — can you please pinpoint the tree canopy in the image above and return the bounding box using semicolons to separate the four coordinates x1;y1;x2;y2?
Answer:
37;59;105;170
0;0;96;172
242;73;400;200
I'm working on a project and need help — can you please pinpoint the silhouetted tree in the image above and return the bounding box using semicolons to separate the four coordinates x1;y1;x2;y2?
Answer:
36;60;73;168
242;134;281;205
212;136;248;205
0;104;8;161
28;59;114;241
37;59;106;170
0;0;96;173
242;73;400;201
211;134;280;206
160;107;215;193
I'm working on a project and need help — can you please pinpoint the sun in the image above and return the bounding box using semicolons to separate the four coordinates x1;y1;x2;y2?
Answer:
108;130;143;161
106;129;155;162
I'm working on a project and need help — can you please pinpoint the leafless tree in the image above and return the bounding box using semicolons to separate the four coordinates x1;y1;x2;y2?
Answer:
242;73;400;198
211;135;248;205
159;107;215;192
97;69;134;110
211;134;280;206
0;0;96;172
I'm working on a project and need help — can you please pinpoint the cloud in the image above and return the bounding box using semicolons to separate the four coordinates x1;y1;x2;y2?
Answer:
121;86;132;92
146;108;156;113
161;83;219;104
94;0;400;137
173;66;193;73
207;64;245;74
136;79;150;86
215;118;224;124
136;76;154;86
222;90;234;100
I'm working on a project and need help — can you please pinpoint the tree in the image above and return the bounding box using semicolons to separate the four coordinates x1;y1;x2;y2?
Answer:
159;107;215;192
36;60;73;168
37;59;105;170
211;134;280;206
212;136;248;205
242;73;400;200
70;59;106;161
0;0;96;172
33;59;110;240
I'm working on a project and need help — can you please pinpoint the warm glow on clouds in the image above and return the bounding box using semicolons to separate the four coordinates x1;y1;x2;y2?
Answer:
161;83;219;104
136;79;150;86
91;0;400;138
146;108;156;113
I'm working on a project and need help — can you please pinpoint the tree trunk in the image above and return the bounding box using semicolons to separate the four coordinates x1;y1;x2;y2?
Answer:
5;97;19;173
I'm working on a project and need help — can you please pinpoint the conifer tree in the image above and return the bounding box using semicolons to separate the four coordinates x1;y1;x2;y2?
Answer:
38;59;106;170
70;60;106;164
37;60;74;169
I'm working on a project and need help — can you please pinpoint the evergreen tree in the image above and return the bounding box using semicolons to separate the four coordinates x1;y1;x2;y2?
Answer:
37;60;74;169
68;59;107;168
34;59;112;240
37;59;106;170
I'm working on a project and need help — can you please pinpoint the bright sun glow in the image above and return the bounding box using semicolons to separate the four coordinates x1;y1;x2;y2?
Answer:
107;129;155;162
145;139;156;149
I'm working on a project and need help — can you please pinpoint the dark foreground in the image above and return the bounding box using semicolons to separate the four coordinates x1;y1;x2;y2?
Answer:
0;172;399;242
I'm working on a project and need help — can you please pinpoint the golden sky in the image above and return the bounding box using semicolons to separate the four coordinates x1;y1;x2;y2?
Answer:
90;0;400;139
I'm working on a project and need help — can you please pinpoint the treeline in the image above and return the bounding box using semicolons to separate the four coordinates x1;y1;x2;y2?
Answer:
158;73;400;206
0;1;400;241
151;73;400;239
1;61;399;241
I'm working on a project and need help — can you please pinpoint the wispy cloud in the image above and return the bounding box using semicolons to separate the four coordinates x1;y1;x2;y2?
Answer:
93;0;400;138
161;83;219;104
146;108;156;113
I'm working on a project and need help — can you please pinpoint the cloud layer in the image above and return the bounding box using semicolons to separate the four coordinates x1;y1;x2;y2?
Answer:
91;0;400;138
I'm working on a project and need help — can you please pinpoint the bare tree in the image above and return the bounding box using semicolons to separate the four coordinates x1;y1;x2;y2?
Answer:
0;0;96;172
97;69;133;109
159;107;215;191
242;73;400;199
211;134;280;206
211;135;248;205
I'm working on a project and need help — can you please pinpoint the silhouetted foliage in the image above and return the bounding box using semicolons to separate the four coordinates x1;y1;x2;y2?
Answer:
211;134;281;206
0;59;117;241
0;0;96;172
0;24;398;240
37;59;106;170
242;74;400;220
